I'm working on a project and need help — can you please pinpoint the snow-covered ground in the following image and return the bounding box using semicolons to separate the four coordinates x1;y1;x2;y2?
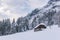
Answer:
0;25;60;40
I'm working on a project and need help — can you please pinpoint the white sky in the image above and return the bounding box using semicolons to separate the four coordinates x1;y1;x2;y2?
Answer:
0;0;49;21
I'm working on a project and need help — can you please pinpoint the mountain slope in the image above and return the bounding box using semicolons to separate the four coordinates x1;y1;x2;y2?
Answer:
16;0;60;32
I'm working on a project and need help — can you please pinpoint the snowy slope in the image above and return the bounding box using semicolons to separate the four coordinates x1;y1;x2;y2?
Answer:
0;25;60;40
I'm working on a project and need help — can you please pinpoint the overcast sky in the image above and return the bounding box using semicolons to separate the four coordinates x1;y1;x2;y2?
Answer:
0;0;49;21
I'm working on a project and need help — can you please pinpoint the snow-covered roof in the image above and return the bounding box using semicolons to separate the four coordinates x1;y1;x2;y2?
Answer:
34;23;46;28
